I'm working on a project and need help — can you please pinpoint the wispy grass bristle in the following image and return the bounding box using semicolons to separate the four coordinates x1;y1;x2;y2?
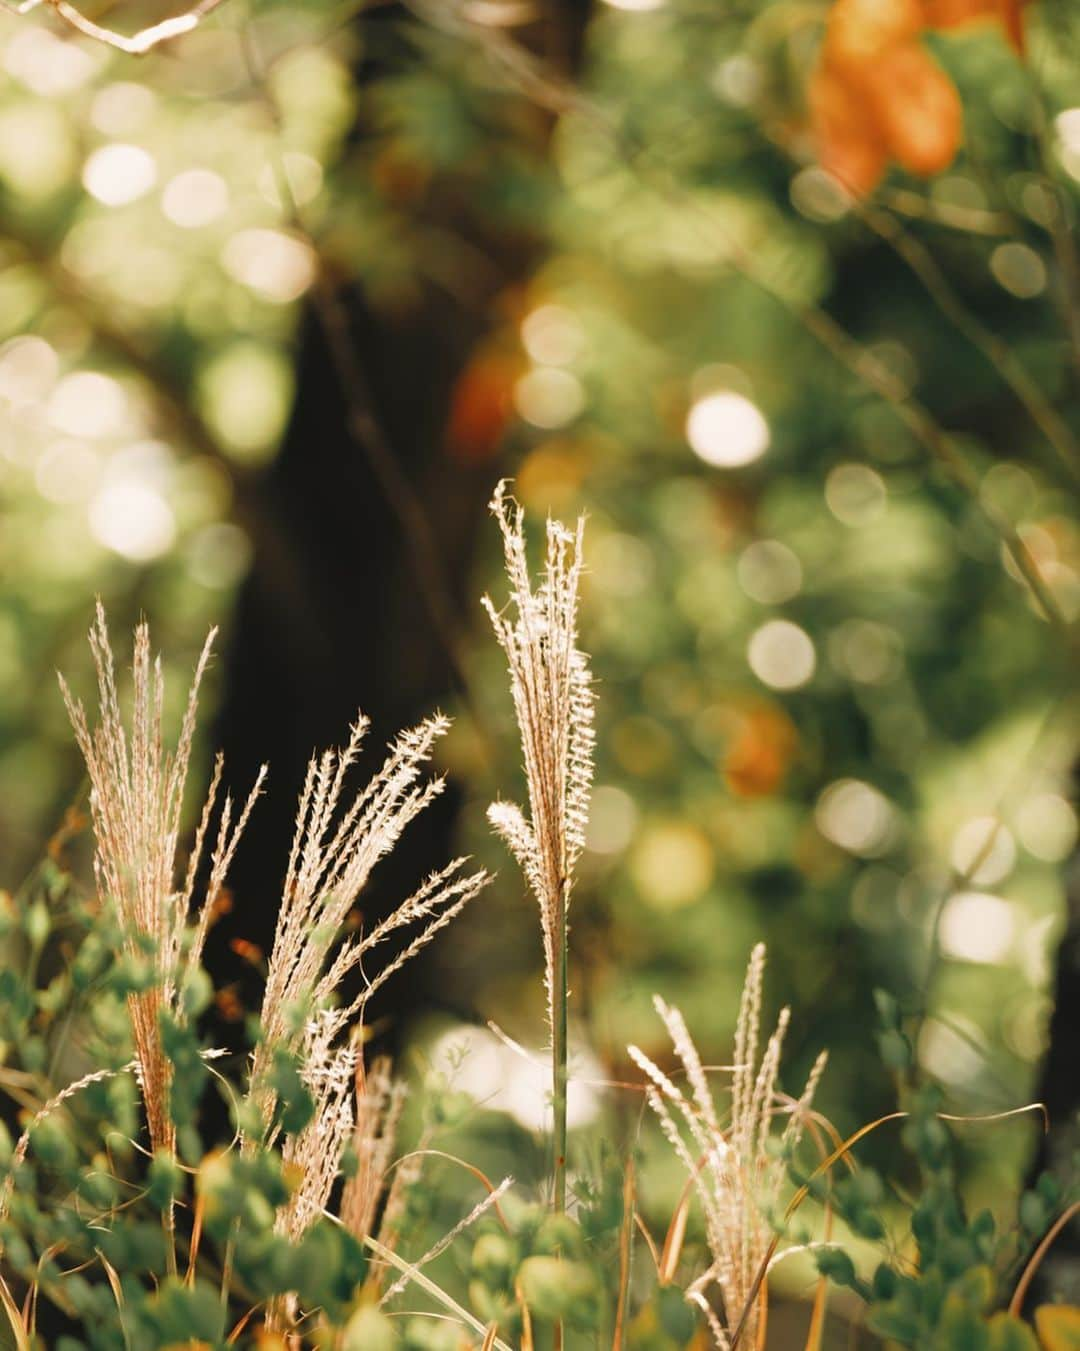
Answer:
629;944;828;1350
252;714;488;1132
483;480;594;1034
59;604;264;1156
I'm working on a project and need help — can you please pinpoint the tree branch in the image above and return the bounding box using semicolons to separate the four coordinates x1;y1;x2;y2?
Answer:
0;0;230;55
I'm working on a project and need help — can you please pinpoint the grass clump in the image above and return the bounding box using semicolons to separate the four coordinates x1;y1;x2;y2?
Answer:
0;487;1073;1350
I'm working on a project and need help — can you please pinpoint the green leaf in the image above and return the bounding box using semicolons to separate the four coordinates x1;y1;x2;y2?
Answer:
986;1313;1039;1351
934;1293;990;1351
816;1247;857;1288
518;1255;601;1328
472;1232;518;1288
147;1150;184;1212
954;1264;995;1314
141;1277;226;1343
657;1284;697;1344
532;1214;586;1259
342;1303;398;1351
877;1027;912;1072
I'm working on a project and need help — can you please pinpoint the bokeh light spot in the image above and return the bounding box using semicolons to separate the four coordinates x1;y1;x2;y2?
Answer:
631;822;714;909
90;82;156;136
162;169;229;229
35;440;100;504
827;619;901;685
186;523;252;589
197;343;293;461
747;619;815;690
686;390;769;468
1055;108;1080;181
737;539;802;604
514;367;586;429
600;0;665;11
4;28;97;96
950;816;1016;887
825;462;886;525
257;151;324;209
521;305;586;367
990;242;1046;299
918;1015;985;1086
48;372;129;439
89;480;176;562
83;144;157;206
815;778;895;855
0;104;75;198
790;166;850;222
1016;793;1078;863
429;1025;603;1130
711;54;763;107
585;785;638;855
939;891;1015;964
221;228;316;303
0;336;59;407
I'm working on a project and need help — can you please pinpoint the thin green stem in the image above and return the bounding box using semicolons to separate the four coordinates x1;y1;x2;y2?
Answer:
164;1203;178;1279
221;1223;238;1308
552;877;569;1216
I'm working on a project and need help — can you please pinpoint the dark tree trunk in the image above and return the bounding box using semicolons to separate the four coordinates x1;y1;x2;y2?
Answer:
205;1;593;1045
1025;813;1080;1305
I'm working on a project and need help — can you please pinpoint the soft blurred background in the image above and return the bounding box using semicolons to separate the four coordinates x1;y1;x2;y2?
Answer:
2;0;1080;1307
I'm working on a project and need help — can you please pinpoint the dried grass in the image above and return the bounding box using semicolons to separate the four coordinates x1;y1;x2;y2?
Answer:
629;944;827;1349
483;479;594;1034
59;604;263;1155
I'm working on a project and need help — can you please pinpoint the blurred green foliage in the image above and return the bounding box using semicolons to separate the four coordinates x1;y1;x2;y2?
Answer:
1;0;1080;1341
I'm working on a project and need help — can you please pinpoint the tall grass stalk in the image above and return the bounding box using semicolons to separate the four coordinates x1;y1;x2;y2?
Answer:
59;607;264;1266
484;481;594;1213
630;945;827;1350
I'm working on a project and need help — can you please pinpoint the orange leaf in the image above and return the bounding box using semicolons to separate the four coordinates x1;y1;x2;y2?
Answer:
445;352;521;464
1035;1305;1080;1351
867;41;962;177
809;64;889;196
999;0;1026;53
825;0;924;72
921;0;1027;52
725;705;798;799
921;0;996;24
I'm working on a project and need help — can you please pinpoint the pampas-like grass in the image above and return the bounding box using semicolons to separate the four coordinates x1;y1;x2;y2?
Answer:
59;604;264;1157
484;480;594;1214
483;480;594;1034
250;713;489;1138
249;714;488;1337
340;1055;405;1246
629;944;828;1350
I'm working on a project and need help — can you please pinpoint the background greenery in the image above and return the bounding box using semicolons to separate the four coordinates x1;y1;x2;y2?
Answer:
1;0;1079;1333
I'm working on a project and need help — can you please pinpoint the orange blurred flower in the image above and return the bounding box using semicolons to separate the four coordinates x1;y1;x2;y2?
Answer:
725;703;798;798
809;0;1029;196
445;348;522;464
922;0;1028;53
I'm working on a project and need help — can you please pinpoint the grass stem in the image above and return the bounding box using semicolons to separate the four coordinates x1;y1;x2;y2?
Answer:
552;877;569;1215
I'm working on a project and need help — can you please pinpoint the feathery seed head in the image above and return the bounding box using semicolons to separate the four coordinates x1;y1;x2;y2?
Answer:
339;1055;406;1244
59;604;263;1156
633;945;827;1350
484;480;594;1031
254;712;486;1335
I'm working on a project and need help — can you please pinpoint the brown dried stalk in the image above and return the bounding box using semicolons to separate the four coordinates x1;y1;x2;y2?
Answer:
339;1055;406;1245
629;945;828;1350
59;604;263;1157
